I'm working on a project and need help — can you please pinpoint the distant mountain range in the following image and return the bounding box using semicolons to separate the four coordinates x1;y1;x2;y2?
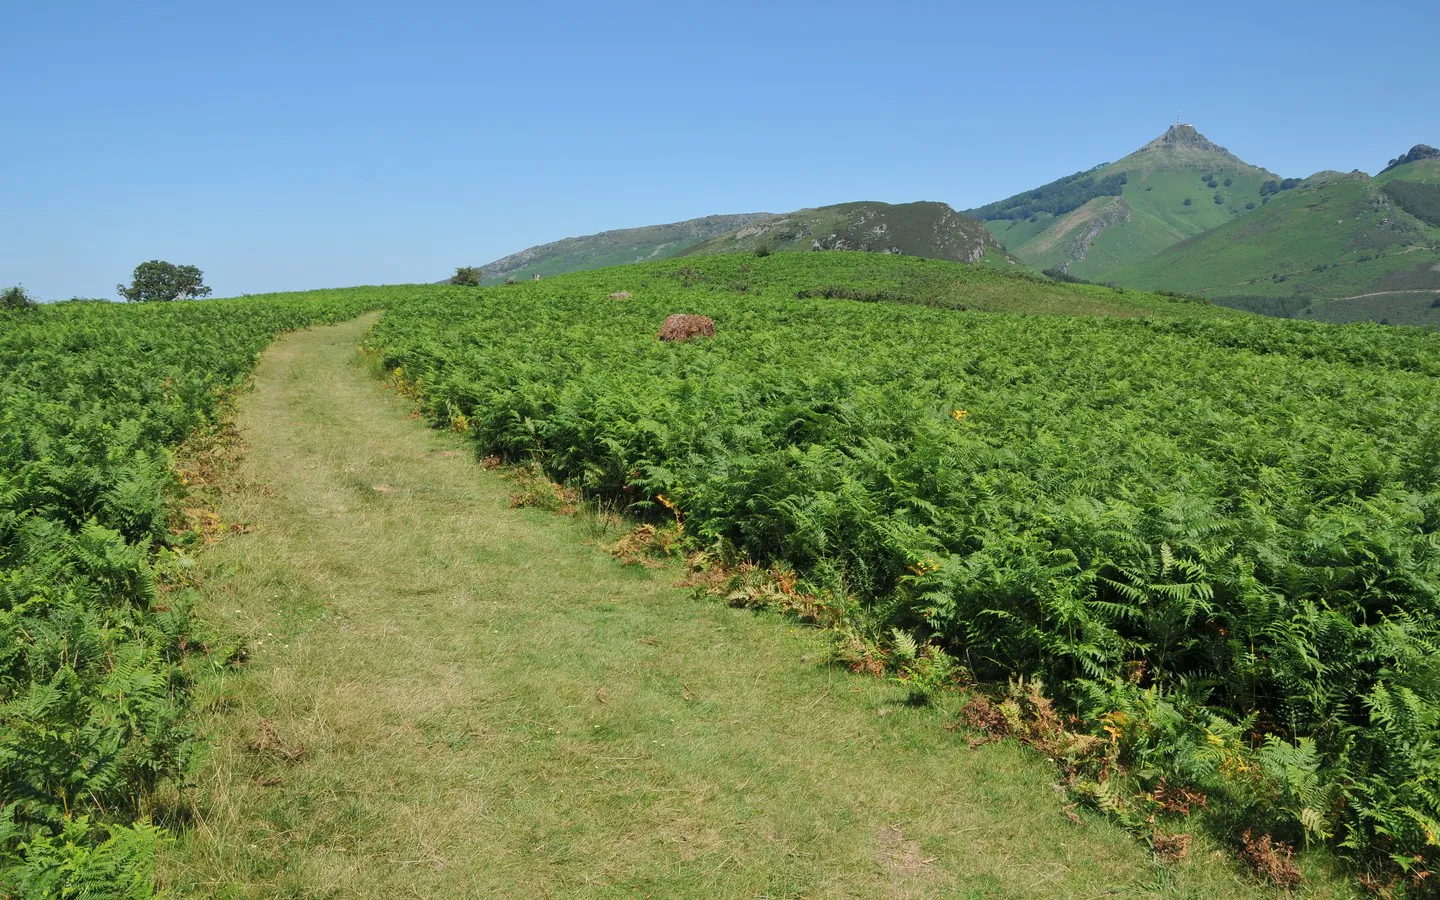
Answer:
682;201;1020;269
472;214;769;284
459;128;1438;325
470;202;1016;284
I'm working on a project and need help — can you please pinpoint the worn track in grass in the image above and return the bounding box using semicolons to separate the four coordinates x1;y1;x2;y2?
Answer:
159;315;1307;898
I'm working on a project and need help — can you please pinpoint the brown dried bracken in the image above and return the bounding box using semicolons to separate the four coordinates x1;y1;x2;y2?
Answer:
1239;830;1302;888
1151;830;1193;861
247;718;307;762
656;314;715;342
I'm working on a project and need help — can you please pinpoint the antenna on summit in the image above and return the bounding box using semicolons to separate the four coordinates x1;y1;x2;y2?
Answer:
1175;111;1181;126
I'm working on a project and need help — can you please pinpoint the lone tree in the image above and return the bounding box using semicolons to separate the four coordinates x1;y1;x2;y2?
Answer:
449;266;483;286
117;260;212;302
2;285;36;311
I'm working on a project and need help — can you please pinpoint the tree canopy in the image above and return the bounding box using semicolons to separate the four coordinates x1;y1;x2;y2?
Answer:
1;285;36;311
117;261;212;302
449;266;483;286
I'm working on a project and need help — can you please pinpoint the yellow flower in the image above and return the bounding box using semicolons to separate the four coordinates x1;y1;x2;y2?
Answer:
950;409;968;422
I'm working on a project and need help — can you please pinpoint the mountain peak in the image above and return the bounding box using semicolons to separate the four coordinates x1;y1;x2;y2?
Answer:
1137;124;1227;155
1115;123;1272;177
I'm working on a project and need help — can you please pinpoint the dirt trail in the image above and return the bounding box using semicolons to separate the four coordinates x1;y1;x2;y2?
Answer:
160;315;1275;898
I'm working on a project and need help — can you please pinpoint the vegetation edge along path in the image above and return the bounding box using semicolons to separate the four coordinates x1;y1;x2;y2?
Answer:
159;315;1296;898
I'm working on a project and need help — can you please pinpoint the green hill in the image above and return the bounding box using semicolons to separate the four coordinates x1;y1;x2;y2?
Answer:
1380;143;1440;175
681;200;1022;270
1105;158;1440;325
470;213;770;283
971;124;1279;279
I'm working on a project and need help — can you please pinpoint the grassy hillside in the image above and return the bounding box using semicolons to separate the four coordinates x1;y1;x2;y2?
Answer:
1379;143;1440;176
682;200;1022;270
364;250;1440;889
470;213;770;284
508;248;1230;319
974;125;1279;279
1106;165;1440;324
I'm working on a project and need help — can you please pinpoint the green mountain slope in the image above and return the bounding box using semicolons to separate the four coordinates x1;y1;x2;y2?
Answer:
471;213;771;283
972;125;1279;279
1380;143;1440;176
1376;151;1440;228
682;200;1022;270
1105;159;1440;325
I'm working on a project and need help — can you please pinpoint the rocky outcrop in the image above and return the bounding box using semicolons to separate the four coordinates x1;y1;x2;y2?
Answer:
1058;197;1132;273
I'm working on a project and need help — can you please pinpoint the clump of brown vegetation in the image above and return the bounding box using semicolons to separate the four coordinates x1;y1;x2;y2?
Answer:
507;466;581;514
1238;830;1303;889
656;314;715;342
247;718;307;763
612;522;684;567
1151;830;1193;862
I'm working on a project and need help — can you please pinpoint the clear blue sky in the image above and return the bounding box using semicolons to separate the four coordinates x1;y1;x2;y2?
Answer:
3;0;1436;299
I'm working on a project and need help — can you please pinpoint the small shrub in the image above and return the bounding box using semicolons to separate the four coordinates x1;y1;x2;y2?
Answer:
449;266;482;286
1183;198;1193;207
1156;289;1210;304
794;285;903;303
1;285;36;311
1042;267;1090;284
753;237;774;258
1224;177;1234;187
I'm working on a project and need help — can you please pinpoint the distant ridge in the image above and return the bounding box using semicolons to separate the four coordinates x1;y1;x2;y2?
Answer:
464;202;1019;284
682;200;1020;268
1107;157;1440;325
470;213;770;283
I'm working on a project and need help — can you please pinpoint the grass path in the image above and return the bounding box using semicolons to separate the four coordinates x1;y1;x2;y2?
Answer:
160;315;1292;898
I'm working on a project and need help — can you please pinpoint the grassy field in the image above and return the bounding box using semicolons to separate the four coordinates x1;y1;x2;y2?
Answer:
157;316;1312;898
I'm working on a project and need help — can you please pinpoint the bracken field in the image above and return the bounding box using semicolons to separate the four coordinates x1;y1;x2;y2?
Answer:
0;293;382;895
5;251;1440;894
370;254;1440;886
